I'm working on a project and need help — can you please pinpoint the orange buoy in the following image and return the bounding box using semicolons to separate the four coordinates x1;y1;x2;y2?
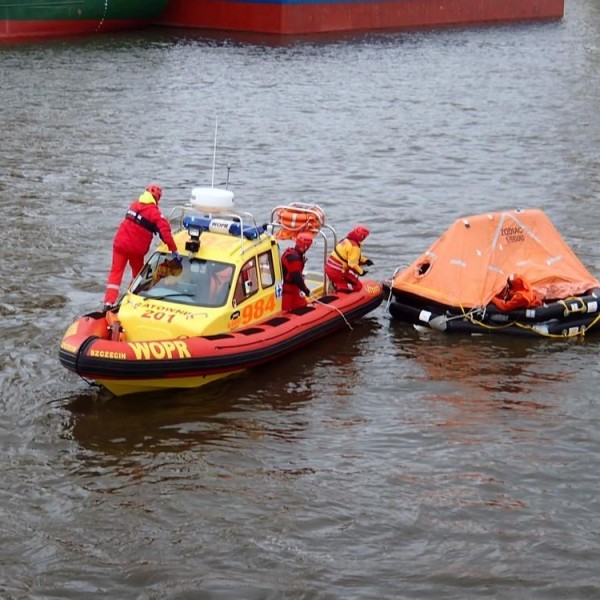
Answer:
274;206;325;240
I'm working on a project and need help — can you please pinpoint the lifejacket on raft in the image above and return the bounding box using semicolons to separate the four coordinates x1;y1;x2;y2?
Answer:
491;274;544;311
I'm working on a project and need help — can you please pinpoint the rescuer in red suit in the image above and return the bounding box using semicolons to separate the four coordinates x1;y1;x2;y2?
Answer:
103;184;178;309
491;273;544;311
325;225;373;292
281;232;313;310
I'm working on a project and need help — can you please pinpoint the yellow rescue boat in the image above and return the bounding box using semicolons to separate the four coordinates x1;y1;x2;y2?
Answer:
60;187;384;396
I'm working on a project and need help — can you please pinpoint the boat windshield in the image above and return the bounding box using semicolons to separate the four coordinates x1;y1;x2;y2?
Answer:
131;253;234;308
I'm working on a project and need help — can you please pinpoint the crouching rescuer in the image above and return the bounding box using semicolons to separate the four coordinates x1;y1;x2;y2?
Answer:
325;225;373;292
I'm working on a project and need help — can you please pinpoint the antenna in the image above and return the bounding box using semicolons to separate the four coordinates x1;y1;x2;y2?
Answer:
211;115;219;188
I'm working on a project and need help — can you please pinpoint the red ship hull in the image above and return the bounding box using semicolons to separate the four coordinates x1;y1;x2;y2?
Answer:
157;0;565;35
1;18;150;40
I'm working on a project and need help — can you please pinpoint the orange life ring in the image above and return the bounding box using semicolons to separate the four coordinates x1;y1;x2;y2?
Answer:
274;206;325;240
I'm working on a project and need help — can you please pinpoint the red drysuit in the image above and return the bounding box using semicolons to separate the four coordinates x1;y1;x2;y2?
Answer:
103;190;177;306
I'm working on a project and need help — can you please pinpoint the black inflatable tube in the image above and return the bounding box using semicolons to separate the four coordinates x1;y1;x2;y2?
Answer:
389;300;600;337
439;315;600;336
484;289;600;323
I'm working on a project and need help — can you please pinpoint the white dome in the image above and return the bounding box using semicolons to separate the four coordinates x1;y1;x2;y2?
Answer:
189;187;235;212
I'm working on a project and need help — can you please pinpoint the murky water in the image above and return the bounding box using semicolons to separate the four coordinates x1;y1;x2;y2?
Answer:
1;3;600;598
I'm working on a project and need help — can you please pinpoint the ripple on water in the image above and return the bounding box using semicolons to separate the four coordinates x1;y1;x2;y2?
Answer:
1;9;600;599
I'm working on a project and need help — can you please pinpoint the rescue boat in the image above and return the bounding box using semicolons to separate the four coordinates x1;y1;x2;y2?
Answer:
59;188;384;396
387;209;600;338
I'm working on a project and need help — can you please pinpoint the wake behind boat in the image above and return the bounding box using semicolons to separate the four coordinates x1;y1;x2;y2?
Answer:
388;209;600;338
59;187;384;396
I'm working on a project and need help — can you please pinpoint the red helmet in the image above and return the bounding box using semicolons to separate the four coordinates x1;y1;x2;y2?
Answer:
351;224;370;242
295;232;313;252
146;184;163;202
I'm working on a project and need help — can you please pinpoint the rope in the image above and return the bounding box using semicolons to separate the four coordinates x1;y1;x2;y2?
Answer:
456;301;597;339
97;0;109;31
383;280;394;313
558;296;588;316
79;375;102;388
312;298;353;330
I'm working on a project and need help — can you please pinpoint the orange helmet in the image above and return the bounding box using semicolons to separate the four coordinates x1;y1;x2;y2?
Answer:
351;224;370;242
146;184;163;202
295;232;313;252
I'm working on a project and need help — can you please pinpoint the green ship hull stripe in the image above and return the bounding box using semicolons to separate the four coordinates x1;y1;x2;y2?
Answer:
0;0;168;21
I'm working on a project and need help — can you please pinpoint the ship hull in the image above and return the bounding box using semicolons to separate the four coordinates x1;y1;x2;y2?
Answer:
0;0;168;41
157;0;565;35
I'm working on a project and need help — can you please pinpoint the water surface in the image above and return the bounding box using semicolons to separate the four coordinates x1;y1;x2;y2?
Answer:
1;4;599;598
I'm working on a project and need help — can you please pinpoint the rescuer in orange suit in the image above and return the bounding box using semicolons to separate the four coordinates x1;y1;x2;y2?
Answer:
325;224;373;292
491;273;544;311
281;232;313;310
103;184;179;309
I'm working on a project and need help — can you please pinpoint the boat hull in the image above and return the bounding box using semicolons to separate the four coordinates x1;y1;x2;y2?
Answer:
156;0;564;35
0;0;168;41
59;281;384;396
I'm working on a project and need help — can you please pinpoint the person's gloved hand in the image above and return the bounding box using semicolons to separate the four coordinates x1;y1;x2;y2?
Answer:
364;259;374;266
362;270;369;276
173;251;182;262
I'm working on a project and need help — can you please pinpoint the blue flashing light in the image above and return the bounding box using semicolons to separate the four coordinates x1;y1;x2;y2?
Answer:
183;215;264;240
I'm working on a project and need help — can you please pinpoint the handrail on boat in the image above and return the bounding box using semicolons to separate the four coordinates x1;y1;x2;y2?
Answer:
168;203;265;255
270;202;338;293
